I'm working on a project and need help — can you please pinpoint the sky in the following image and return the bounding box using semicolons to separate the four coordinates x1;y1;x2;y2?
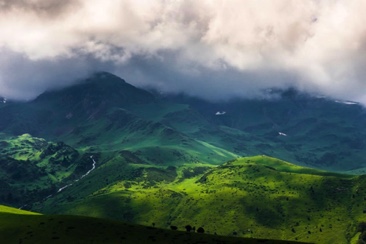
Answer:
1;0;366;103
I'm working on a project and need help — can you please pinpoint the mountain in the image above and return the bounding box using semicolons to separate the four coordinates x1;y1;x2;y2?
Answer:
1;72;366;171
0;72;238;208
0;72;235;165
0;72;154;137
1;72;366;243
142;89;366;171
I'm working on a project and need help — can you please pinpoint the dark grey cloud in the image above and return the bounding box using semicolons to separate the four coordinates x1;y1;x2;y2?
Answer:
1;0;366;104
0;48;112;100
115;52;304;101
0;0;79;17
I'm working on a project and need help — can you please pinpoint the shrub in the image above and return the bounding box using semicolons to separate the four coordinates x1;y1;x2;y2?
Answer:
359;222;366;232
185;225;192;232
197;227;205;233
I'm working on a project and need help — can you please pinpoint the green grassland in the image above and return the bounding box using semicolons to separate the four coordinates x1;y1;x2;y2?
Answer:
0;133;95;207
0;129;237;209
34;156;366;244
0;205;305;244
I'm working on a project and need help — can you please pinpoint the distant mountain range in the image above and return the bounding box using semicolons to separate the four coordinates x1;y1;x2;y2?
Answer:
1;72;365;170
1;72;366;243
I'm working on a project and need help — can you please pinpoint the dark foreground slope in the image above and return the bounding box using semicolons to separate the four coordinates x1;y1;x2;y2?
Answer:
36;156;366;244
0;205;304;244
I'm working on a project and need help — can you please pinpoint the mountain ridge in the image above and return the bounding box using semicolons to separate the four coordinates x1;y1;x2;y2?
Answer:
2;72;366;243
1;72;366;171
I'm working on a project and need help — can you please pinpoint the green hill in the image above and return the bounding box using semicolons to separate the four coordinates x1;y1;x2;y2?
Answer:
0;133;94;207
34;156;366;244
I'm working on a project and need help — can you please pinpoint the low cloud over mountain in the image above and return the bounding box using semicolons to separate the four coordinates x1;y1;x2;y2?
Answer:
1;0;366;103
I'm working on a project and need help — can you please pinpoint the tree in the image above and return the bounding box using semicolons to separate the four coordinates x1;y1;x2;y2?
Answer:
185;225;192;232
197;227;205;233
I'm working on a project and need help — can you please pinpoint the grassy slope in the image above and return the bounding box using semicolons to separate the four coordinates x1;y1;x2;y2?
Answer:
0;205;304;244
0;129;237;209
36;156;366;244
0;133;90;207
64;94;366;172
36;102;238;166
158;93;366;171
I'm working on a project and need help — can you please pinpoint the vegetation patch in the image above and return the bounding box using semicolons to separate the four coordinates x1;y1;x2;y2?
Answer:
35;156;366;244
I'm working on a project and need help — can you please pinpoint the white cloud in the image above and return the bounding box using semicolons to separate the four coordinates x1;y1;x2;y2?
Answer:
1;0;366;103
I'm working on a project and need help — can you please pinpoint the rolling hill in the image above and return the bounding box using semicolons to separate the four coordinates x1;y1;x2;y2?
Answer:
34;155;366;244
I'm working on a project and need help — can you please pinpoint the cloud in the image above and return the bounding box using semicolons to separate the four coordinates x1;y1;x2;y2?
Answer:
0;0;78;15
1;0;366;103
0;48;112;100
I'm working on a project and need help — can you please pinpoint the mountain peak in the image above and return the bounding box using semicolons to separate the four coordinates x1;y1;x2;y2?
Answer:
83;71;127;85
23;73;156;133
33;72;155;108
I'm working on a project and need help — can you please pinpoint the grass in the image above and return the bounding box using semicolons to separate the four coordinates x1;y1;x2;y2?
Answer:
0;134;88;207
35;155;366;244
0;205;306;244
0;205;39;215
228;156;354;177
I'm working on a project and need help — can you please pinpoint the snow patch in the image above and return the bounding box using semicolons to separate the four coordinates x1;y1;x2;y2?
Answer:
334;100;358;105
215;111;226;115
65;113;73;119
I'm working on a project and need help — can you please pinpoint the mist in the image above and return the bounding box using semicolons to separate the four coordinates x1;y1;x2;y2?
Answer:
1;0;366;103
